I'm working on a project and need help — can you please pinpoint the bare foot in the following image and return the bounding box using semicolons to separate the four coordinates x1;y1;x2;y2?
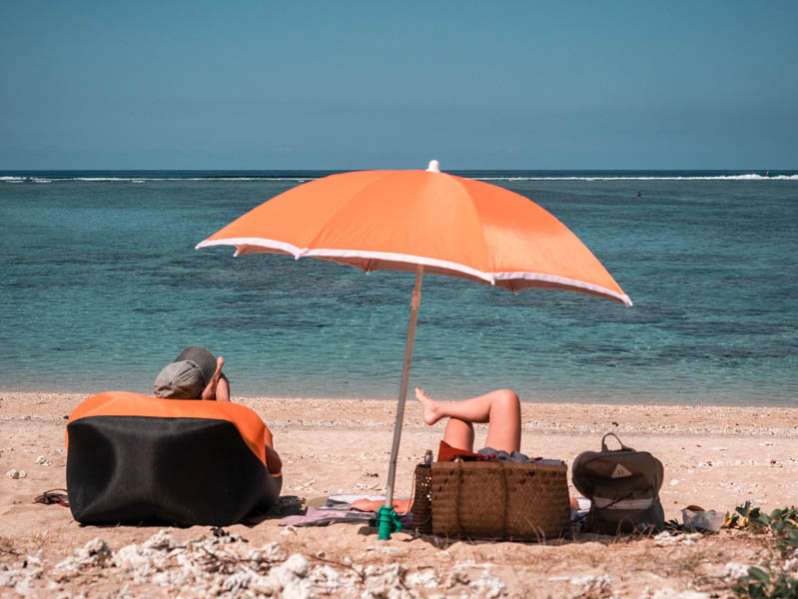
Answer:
415;387;442;425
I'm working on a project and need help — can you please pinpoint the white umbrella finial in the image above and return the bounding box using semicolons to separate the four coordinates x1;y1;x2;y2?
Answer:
426;160;440;173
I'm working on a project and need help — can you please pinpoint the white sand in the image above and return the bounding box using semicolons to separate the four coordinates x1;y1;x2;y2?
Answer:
1;392;796;597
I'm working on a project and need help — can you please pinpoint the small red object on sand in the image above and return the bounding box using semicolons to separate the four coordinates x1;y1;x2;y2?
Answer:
34;489;69;507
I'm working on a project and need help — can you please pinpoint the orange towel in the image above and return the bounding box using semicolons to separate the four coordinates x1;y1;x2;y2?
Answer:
437;440;493;463
351;498;413;515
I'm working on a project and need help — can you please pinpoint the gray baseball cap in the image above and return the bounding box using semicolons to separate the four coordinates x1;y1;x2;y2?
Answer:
174;346;216;386
153;360;206;399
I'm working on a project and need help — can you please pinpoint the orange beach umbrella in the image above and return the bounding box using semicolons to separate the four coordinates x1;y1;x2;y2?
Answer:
197;160;631;537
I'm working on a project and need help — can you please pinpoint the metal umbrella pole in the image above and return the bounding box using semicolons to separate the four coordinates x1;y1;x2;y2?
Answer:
378;265;424;540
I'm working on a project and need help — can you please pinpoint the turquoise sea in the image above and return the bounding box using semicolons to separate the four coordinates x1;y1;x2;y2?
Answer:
1;170;796;405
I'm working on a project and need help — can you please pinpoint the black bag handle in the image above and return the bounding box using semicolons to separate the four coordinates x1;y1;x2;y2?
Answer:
601;432;633;452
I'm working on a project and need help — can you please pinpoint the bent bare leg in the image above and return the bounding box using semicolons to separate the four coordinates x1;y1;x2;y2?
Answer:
214;376;230;403
415;387;521;453
201;356;227;401
442;418;475;452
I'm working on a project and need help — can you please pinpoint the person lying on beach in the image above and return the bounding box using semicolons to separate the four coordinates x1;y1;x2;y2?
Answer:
415;386;521;454
153;346;282;474
153;346;230;402
416;386;582;508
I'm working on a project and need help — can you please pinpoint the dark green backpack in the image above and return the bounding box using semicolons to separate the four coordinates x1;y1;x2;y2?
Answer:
572;433;665;534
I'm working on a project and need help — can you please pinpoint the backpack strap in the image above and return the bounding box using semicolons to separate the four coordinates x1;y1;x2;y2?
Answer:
601;432;634;452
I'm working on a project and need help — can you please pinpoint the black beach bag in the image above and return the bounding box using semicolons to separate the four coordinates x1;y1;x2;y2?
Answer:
572;433;665;534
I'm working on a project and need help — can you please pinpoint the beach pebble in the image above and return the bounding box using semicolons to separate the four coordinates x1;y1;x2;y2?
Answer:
354;482;381;490
406;569;439;589
54;538;112;580
468;568;507;598
556;574;613;593
654;532;702;547
80;538;112;564
310;564;341;589
652;589;710;599
143;529;177;551
258;542;287;563
0;551;44;595
6;468;27;479
35;455;49;466
723;562;750;580
670;479;680;486
283;554;309;578
269;554;312;597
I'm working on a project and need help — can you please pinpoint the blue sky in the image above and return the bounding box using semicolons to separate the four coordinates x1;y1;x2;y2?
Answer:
1;1;796;169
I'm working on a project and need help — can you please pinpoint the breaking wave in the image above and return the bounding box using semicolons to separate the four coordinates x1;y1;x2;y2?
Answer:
0;176;53;184
0;175;312;184
478;174;798;182
2;173;797;184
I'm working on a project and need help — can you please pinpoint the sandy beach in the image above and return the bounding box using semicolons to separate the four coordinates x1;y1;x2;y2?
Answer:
3;0;797;596
1;391;796;597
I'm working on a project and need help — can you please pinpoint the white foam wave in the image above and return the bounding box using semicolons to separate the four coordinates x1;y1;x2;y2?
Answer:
0;176;313;184
2;173;796;184
0;176;53;183
70;177;145;182
170;177;311;182
477;174;798;181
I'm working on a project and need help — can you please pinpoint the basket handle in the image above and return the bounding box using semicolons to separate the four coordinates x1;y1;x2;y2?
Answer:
601;432;633;452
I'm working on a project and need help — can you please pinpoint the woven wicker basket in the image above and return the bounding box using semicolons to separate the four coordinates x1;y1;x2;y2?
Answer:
411;463;433;533
430;461;570;541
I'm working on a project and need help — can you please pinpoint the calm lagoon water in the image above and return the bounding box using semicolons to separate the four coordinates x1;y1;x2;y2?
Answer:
1;170;796;405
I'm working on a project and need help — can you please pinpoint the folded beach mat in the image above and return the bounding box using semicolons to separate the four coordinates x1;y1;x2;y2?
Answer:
66;391;281;526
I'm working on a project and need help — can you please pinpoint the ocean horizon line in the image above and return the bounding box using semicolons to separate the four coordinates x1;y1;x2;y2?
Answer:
2;168;797;184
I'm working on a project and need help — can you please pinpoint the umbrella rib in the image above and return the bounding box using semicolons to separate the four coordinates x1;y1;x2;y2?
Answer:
493;271;633;306
299;174;404;256
449;174;495;282
196;237;303;258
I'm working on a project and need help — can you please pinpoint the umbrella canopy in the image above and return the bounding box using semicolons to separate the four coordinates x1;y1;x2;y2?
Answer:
197;161;631;539
198;161;631;305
